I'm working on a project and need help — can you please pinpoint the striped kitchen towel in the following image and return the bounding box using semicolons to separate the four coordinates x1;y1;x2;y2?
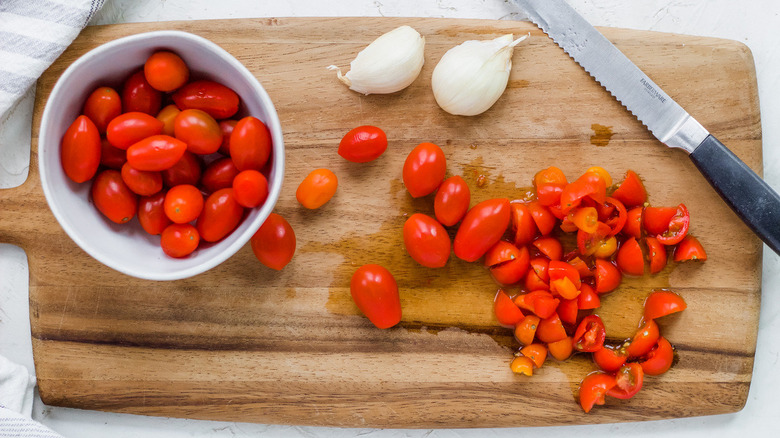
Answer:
0;0;106;118
0;408;63;438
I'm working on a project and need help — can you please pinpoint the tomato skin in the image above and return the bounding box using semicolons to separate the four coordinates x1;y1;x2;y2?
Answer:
126;135;187;171
172;80;239;119
453;198;511;262
233;170;270;208
250;212;296;270
434;176;471;226
527;201;556;236
577;283;600;309
520;343;548;369
83;86;121;133
144;51;189;92
674;235;707;262
91;169;138;224
573;314;606;352
100;138;127;170
511;202;538;246
338;125;388;163
295;168;338;209
643;206;678;235
560;171;607;214
611;170;647;208
106;112;164;150
230;116;272;171
494;289;524;327
486;242;530;285
138;191;171;235
160;223;199;258
644;290;687;320
656;204;690;245
349;264;402;329
548;336;574;361
593;345;628;373
156;104;181;137
161;151;202;188
646;236;667;274
625;207;643;239
514;314;540;345
557;298;578;325
197;188;244;242
626;318;660;359
579;372;617;413
122;69;162;115
607;363;644;400
218;119;237;156
640;337;674;376
164;184;204;224
121;162;163;196
201;157;240;193
402;142;447;198
616;237;645;276
594;259;622;294
61;115;101;183
403;213;451;268
532;236;563;261
174;109;223;155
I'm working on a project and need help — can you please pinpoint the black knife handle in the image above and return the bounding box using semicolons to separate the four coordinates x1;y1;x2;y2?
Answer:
689;134;780;255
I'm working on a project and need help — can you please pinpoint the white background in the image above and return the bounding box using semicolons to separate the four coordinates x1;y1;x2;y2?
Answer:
1;0;779;436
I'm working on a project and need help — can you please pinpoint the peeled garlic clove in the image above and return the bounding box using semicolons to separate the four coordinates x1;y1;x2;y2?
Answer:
432;33;528;116
328;25;425;95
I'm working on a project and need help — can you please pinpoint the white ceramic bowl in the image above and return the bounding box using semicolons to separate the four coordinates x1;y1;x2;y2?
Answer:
39;30;285;281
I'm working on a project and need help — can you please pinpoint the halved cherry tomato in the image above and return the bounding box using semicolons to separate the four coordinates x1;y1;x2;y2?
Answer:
569;206;598;234
100;138;127;170
536;313;567;344
106;112;164;150
524;267;549;292
579;372;617;413
548;260;581;288
674;235;707;262
91;169;137;224
201;157;240;193
510;355;535;376
296;168;338;209
156;104;181;137
594;259;622;294
234;170;270;208
122;69;162;115
485;241;530;285
138;191;171;235
218;119;237;156
402;142;447;198
453;198;511;262
536;182;565;206
532;236;562;261
174;109;222;155
349;264;401;329
520;343;548;368
230;116;272;172
644;290;687;320
61;115;101;183
557;298;578;325
640;337;674;376
198;188;244;242
567;256;592;278
83;86;121;133
573;314;606;352
144;50;189;92
162;151;202;188
164;184;204;224
121;162;162;196
586;166;612;187
593;345;628;372
616;237;645;276
655;204;690;246
548;336;574;361
251;212;296;270
624;207;643;239
494;289;524;327
510;202;538;246
527;201;556;236
643;206;678;235
560;171;607;214
646;236;667;274
599;197;627;236
607;363;644;400
514;290;558;319
160;223;199;258
577;222;612;257
403;213;451;269
172;80;239;119
529;257;550;283
577;284;600;309
626;319;660;359
338;125;388;163
434;176;470;226
611;170;647;208
514;314;540;345
126;135;187;171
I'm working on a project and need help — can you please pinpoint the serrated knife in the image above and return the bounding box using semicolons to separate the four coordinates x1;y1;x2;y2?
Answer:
514;0;780;255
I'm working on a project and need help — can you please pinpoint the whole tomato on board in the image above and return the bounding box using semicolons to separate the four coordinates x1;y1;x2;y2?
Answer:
172;80;239;119
402;213;451;268
402;142;447;198
338;125;388;163
61;115;101;183
295;168;338;210
350;264;402;329
434;176;470;226
453;198;511;262
250;212;296;270
91;169;138;224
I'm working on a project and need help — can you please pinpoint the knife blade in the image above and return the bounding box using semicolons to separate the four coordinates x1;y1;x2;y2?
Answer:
514;0;780;255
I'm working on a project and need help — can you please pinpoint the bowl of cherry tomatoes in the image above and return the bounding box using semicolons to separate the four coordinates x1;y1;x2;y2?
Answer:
38;30;284;280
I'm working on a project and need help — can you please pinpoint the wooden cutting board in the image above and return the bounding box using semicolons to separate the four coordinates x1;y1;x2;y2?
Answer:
0;17;763;427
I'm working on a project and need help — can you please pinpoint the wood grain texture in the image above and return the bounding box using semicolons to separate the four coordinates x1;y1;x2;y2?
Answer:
0;17;762;427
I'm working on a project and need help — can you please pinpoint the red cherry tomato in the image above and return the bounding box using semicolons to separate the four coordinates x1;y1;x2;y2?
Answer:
527;201;556;235
218;119;237;156
606;363;644;400
655;204;690;245
174;109;223;155
646;236;667;274
611;170;647;208
579;372;617;413
233;170;270;208
138;191;171;235
160;223;199;258
91;169;138;224
402;142;447;198
106;112;164;150
577;283;600;309
644;290;687;320
120;162;162;196
536;313;567;344
548;260;581;288
625;319;660;359
453;198;511;262
515;291;559;319
599;197;628;236
485;241;530;285
201;157;240;193
122;69;162;115
61;115;101;183
338;125;388;163
83;86;121;133
99;138;127;170
616;237;645;276
573;314;606;352
250;212;296;270
295;168;338;209
559;171;607;214
434;175;471;226
532;236;563;261
594;259;621;294
403;213;451;268
126;135;187;171
536;182;565;206
510;202;538;246
674;235;707;262
164;184;204;224
624;207;643;239
197;188;244;242
643;206;678;235
172;80;239;119
349;264;402;329
161;151;202;188
593;345;628;373
144;51;189;92
494;289;525;327
156;104;180;137
557;298;578;325
640;337;674;376
230;116;272;171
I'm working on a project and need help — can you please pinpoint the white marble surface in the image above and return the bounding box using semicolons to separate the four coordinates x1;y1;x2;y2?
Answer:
1;0;779;436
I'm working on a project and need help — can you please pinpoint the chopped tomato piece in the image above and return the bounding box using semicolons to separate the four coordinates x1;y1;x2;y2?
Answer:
611;170;647;208
510;355;535;376
560;171;607;214
557;298;578;325
607;363;644;400
593;345;628;372
569;206;599;234
493;289;524;327
548;336;574;361
594;259;621;294
532;236;563;261
643;206;678;235
536;313;568;344
624;207;643;239
579;372;617;413
674;235;707;262
510;202;538;246
656;204;690;245
616;237;645;276
527;201;557;236
644;290;687;320
514;314;541;345
573;314;606;352
577;284;600;309
625;319;660;359
646;236;667;274
640;337;674;376
520;343;548;368
534;166;567;187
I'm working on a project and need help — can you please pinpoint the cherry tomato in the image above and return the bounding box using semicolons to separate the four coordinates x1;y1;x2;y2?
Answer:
656;204;690;245
674;235;707;262
156;104;180;136
535;182;565;206
402;142;447;198
164;184;204;224
160;223;199;258
560;171;607;214
532;236;562;261
514;290;558;317
646;236;667;274
91;169;138;224
567;256;592;278
349;264;401;329
403;213;451;268
536;313;567;344
494;289;524;327
607;363;644;400
573;314;606;352
296;168;338;209
599;197;627;236
530;257;550;282
593;345;628;373
121;162;162;196
527;201;556;235
485;241;530;285
198;188;244;242
586;166;612;187
126;135;187;171
514;314;540;345
557;298;578;325
510;202;538;246
640;337;674;376
520;343;548;368
626;318;660;359
138;191;171;235
172;80;239;119
144;50;189;92
534;166;568;187
218;119;237;156
616;237;645;276
577;283;600;309
434;176;470;226
61;115;101;183
106;112;164;150
233;170;270;208
161;151;202;188
624;207;643;239
547;336;574;361
569;206;598;234
594;259;621;294
644;290;687;320
611;170;647;208
548;260;581;288
579;372;617;413
338;125;388;163
643;206;678;235
524;268;549;292
230;116;272;171
577;222;613;257
250;212;296;270
453;198;511;262
83;86;121;133
100;138;127;170
174;109;223;155
122;69;162;115
201;157;240;193
510;355;535;376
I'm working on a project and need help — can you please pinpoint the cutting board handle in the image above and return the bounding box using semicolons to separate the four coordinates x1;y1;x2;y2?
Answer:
0;143;41;247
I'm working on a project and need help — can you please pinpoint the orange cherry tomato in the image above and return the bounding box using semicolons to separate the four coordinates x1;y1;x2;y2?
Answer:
172;80;239;119
83;86;121;133
174;109;223;155
510;202;538;246
594;259;621;294
573;314;606;352
91;169;138;224
61;115;101;183
161;151;202;188
569;206;599;234
611;170;647;208
198;188;245;242
644;290;687;321
164;184;204;224
338;125;388;163
144;51;189;92
674;235;707;262
201;157;240;193
514;314;540;346
626;318;660;359
560;171;607;214
586;166;612;187
230;116;272;172
403;213;451;268
402;142;447;198
494;289;524;327
251;212;296;269
295;168;338;209
156;104;180;136
349;264;401;329
640;337;674;376
453;198;511;262
579;371;617;413
160;223;199;258
233;170;270;208
122;69;162;115
434;175;471;226
607;363;644;400
138;191;171;235
106;111;164;150
536;313;567;344
520;343;548;369
646;236;667;274
593;345;628;373
510;355;535;376
126;135;187;171
120;162;162;196
548;336;574;361
616;237;645;276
